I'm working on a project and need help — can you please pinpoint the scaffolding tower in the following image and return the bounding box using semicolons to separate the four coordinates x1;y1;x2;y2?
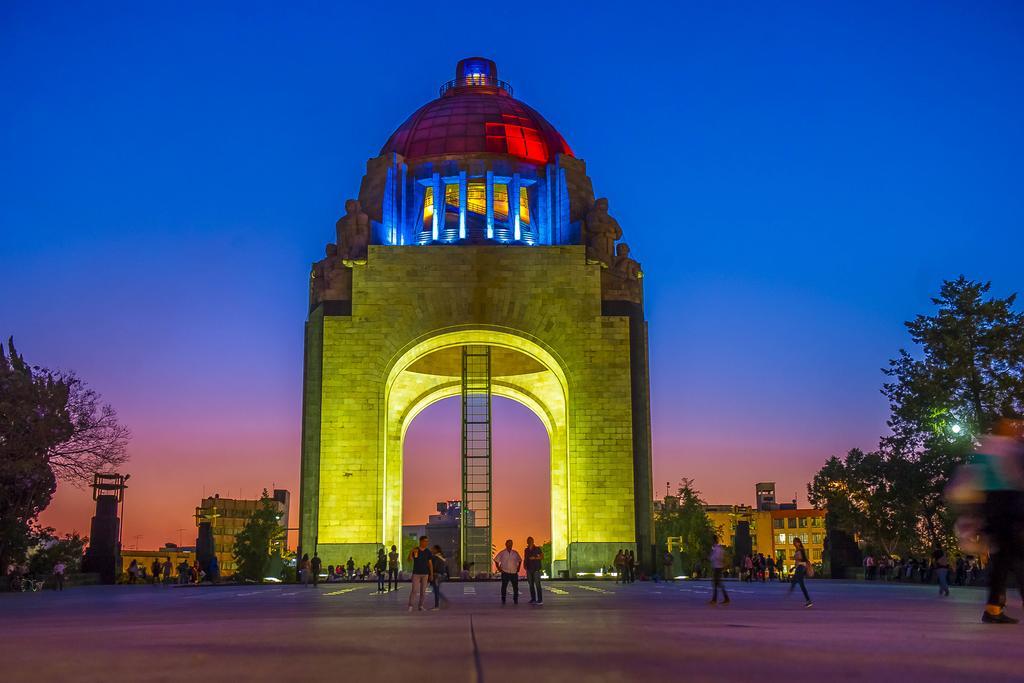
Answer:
461;344;492;574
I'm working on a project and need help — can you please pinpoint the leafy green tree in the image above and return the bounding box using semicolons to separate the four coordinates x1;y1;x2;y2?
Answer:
655;478;715;575
0;339;68;570
1;338;130;570
808;449;919;556
233;490;286;581
810;277;1024;553
28;531;88;576
884;276;1024;450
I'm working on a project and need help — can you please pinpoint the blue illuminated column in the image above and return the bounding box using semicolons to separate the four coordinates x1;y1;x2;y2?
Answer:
485;170;494;240
431;172;441;242
511;172;521;242
458;170;467;240
400;164;407;245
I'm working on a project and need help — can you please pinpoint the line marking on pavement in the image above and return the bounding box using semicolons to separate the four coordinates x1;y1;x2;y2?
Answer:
323;587;362;596
463;585;477;595
573;584;613;594
545;586;569;595
235;591;259;597
280;591;299;596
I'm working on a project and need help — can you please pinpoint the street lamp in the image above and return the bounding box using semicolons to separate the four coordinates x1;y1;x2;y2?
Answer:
951;424;962;434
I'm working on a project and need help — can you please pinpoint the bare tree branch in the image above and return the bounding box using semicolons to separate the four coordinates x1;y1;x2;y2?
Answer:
46;374;130;487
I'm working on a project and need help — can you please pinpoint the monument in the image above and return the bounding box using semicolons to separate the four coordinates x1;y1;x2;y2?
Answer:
300;58;653;575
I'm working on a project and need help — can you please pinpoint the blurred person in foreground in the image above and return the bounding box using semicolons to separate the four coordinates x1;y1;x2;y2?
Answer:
949;419;1024;624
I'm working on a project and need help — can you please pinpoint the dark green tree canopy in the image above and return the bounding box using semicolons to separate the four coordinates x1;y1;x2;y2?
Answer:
811;277;1024;555
655;478;715;574
0;338;130;570
233;489;286;582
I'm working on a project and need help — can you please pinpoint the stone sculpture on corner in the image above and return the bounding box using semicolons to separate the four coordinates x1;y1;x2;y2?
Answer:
336;199;370;266
584;197;622;267
612;243;643;280
310;243;351;306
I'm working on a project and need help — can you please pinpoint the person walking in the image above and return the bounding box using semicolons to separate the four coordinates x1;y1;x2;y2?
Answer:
430;545;448;610
127;559;139;584
708;535;730;605
52;561;66;591
766;555;777;582
407;536;433;612
150;558;162;586
788;538;813;607
494;539;522;605
375;548;387;593
613;550;626;584
299;553;311;587
662;549;674;582
524;536;543;605
177;559;189;585
161;558;172;586
311;553;322;587
966;419;1024;623
388;544;400;592
933;548;950;596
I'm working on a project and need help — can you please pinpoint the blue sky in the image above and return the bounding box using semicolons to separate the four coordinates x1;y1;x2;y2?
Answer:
2;1;1022;542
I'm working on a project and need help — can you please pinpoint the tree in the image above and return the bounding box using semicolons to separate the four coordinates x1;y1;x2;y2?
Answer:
884;276;1024;450
47;373;130;486
809;277;1024;554
233;490;286;581
808;449;918;556
0;339;68;570
0;338;130;571
28;531;88;577
655;479;716;575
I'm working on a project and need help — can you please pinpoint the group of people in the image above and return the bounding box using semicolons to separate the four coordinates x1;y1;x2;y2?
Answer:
297;553;382;587
612;549;639;583
404;535;545;611
861;553;981;586
708;535;814;608
125;557;215;585
738;553;785;582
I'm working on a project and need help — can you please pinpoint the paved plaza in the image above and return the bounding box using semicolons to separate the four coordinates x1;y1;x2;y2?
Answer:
2;579;1021;682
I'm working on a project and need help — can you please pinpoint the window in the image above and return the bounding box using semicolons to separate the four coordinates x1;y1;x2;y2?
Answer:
423;186;434;227
466;182;486;215
799;517;808;528
773;519;784;530
777;533;786;543
787;518;796;529
812;534;823;544
812;549;822;561
811;517;823;528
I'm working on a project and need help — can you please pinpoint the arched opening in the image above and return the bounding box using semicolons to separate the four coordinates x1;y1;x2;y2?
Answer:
382;329;570;572
402;396;550;574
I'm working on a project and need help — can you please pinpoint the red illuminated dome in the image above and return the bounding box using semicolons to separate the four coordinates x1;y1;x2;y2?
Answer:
381;58;574;164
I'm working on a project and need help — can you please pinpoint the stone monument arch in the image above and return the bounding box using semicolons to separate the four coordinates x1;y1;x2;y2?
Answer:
301;57;652;575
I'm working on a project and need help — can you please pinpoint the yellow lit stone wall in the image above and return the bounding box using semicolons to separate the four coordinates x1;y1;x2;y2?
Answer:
302;244;640;572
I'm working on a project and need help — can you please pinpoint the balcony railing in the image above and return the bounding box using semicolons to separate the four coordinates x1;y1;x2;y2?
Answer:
439;78;513;97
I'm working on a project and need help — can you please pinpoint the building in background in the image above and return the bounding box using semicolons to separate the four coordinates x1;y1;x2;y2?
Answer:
195;490;288;577
119;544;195;580
661;482;826;571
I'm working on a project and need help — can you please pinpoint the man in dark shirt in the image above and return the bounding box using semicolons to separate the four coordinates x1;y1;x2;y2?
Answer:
311;553;322;587
524;536;544;605
407;535;433;612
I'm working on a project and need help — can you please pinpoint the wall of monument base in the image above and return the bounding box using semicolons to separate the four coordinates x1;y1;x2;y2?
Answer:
568;542;635;575
315;543;379;571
